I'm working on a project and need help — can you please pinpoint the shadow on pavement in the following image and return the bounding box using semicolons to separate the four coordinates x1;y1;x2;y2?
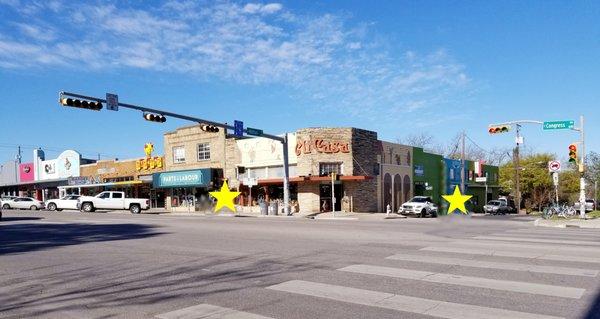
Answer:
585;289;600;319
0;217;43;222
0;254;320;318
0;222;164;255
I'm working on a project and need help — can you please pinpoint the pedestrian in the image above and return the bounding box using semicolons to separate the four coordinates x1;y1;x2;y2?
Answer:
386;203;391;216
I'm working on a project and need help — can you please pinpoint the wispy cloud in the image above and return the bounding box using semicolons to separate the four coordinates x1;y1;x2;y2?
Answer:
0;1;471;121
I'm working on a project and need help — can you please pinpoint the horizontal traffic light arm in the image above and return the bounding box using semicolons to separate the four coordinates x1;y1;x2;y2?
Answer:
60;91;284;142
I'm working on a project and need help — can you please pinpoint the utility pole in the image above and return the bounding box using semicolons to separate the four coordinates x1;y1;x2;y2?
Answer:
16;146;22;164
460;131;465;192
515;124;522;214
578;115;586;219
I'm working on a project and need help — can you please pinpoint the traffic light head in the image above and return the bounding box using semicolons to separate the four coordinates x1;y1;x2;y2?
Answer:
488;125;511;134
568;144;577;163
143;113;166;123
201;124;220;133
60;98;102;111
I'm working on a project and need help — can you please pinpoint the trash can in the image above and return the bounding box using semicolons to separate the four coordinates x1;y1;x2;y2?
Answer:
259;201;268;215
269;201;279;216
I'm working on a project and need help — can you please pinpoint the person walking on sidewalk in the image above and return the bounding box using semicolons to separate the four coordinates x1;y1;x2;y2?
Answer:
386;203;392;216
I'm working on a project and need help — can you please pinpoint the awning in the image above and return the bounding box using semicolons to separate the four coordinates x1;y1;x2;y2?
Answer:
241;175;373;185
59;180;144;189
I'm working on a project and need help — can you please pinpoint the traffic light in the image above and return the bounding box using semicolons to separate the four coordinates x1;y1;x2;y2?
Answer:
201;124;219;132
60;98;103;111
143;113;166;123
488;125;511;134
568;144;577;163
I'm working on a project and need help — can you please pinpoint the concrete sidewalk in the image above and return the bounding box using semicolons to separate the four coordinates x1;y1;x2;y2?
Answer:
534;218;600;229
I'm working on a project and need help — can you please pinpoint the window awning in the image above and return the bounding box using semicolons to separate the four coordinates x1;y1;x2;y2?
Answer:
241;175;373;185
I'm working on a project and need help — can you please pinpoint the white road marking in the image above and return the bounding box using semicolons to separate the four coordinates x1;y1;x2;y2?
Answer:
338;264;585;299
155;303;272;319
446;240;600;257
268;280;564;319
474;236;600;247
386;254;598;277
420;246;600;264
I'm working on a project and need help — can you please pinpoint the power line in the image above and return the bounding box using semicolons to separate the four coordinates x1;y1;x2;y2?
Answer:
0;143;120;160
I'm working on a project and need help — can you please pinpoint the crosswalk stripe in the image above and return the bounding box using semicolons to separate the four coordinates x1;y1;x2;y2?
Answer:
509;228;600;235
488;233;600;242
420;246;600;264
447;240;600;256
268;280;564;319
338;264;585;299
474;236;600;247
155;303;272;319
385;254;598;277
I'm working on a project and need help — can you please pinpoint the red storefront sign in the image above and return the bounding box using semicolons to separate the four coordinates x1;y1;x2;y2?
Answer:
295;139;350;156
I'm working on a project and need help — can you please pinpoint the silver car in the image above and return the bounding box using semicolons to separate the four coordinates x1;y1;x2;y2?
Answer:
1;197;45;210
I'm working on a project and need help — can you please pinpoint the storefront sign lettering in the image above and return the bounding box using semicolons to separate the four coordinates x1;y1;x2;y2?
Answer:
136;156;164;171
152;169;212;188
68;176;102;186
295;139;350;156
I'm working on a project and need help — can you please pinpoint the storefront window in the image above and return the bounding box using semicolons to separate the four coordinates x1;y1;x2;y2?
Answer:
319;162;342;176
197;143;210;161
173;146;186;164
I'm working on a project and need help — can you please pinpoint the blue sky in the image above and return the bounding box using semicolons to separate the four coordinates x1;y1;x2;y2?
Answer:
0;0;598;163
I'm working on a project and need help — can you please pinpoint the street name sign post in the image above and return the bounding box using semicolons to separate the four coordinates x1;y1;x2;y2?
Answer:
543;120;574;130
234;120;244;137
246;127;263;136
106;93;118;111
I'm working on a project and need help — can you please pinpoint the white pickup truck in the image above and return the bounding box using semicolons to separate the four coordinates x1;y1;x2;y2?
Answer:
77;191;150;214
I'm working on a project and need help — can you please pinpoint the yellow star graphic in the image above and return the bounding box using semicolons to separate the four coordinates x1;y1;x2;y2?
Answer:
209;181;241;212
442;186;473;214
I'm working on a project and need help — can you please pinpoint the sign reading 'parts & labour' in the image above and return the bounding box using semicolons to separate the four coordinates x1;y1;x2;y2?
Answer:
152;169;212;188
295;139;350;156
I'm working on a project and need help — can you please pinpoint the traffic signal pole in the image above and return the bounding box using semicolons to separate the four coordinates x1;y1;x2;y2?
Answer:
577;115;586;219
60;91;292;216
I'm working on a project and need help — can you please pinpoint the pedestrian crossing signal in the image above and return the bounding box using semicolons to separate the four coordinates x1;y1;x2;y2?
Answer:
60;98;103;111
143;113;166;123
568;144;577;163
488;125;511;134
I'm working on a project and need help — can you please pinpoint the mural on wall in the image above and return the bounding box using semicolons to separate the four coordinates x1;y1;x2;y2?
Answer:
35;150;82;181
237;134;297;166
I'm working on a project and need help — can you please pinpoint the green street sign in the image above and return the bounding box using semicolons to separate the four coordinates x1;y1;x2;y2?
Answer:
543;120;574;130
246;127;263;136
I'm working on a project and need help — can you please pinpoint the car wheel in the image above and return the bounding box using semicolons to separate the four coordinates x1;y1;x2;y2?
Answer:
30;205;38;211
47;203;57;211
420;209;426;218
82;202;94;213
130;204;141;214
432;211;438;218
2;204;10;209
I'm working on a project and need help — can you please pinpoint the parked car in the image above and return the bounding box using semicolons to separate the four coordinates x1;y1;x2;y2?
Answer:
77;191;150;214
0;196;17;207
483;200;513;215
46;195;81;211
398;196;438;218
574;199;595;212
1;197;45;210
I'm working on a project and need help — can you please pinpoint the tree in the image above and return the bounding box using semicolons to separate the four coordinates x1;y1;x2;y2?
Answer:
499;153;554;211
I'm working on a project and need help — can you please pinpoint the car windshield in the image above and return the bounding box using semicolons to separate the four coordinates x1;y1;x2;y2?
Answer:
410;197;429;203
488;201;500;206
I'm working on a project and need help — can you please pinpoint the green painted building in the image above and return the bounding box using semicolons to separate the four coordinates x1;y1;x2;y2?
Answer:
412;147;444;206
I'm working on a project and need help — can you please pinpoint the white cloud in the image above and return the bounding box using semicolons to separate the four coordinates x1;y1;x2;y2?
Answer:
0;1;471;122
243;3;282;14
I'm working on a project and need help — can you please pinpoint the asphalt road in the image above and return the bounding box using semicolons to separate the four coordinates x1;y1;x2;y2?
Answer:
0;210;599;319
